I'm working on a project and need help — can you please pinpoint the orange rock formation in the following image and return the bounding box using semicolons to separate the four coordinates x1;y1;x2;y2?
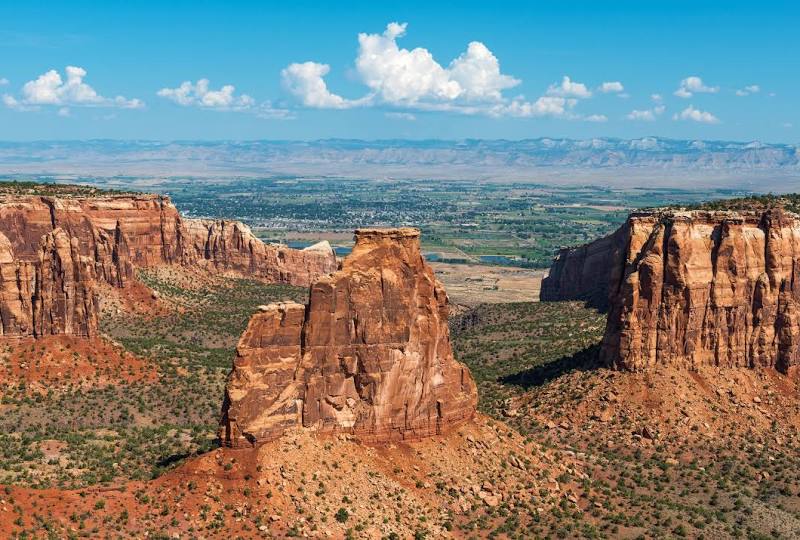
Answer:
0;193;337;338
220;228;478;446
596;209;800;373
540;227;626;311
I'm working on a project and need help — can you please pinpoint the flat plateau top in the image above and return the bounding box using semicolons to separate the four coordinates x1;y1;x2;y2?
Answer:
354;227;421;238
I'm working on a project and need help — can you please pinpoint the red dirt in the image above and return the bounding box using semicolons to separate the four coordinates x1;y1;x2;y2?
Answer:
0;415;587;539
0;335;157;392
517;364;800;447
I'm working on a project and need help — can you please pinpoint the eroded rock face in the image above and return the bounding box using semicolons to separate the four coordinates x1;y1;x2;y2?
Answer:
220;228;478;447
0;229;97;338
540;227;627;311
33;229;98;338
600;209;800;374
0;194;336;288
0;193;337;339
181;219;336;287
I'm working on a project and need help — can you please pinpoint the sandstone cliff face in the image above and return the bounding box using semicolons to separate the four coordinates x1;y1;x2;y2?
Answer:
0;229;97;338
540;227;627;311
220;228;478;447
0;232;34;337
182;219;336;287
33;229;98;338
0;194;336;288
0;193;337;339
600;209;800;374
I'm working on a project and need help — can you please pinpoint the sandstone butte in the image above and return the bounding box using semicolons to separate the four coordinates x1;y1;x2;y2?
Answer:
543;207;800;375
0;193;337;338
220;227;478;446
539;225;626;312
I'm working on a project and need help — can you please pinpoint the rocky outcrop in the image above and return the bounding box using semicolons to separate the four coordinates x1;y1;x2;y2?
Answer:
0;194;336;288
600;209;800;374
0;193;337;339
540;227;627;311
0;232;34;337
0;229;97;338
33;229;98;338
220;228;478;447
181;219;336;287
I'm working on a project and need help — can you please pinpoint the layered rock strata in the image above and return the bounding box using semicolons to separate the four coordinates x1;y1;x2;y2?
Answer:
220;228;478;447
0;194;336;288
599;209;800;374
0;229;97;337
0;193;337;338
540;226;627;311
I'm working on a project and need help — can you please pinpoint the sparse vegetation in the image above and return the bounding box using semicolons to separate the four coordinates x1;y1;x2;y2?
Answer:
0;270;307;490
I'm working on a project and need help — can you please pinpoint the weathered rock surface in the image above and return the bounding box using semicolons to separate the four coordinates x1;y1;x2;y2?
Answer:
0;193;337;339
220;228;478;447
0;229;97;337
182;219;336;287
0;194;336;288
33;229;99;338
540;227;627;311
600;209;800;373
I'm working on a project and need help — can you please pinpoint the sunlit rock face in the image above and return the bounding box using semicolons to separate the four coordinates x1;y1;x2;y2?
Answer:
600;209;800;374
220;228;478;447
0;193;337;339
0;228;97;338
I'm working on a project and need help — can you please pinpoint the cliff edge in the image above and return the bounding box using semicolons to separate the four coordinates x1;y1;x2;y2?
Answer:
0;192;337;339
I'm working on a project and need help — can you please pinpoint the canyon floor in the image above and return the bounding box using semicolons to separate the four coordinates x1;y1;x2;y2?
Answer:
2;270;800;538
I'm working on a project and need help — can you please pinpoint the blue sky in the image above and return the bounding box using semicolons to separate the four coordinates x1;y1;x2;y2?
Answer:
0;0;797;142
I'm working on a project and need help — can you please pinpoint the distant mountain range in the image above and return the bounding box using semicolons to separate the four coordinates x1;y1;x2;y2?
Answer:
1;138;799;190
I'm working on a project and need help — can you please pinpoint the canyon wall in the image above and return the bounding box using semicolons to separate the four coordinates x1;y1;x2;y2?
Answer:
599;209;800;374
540;226;627;311
0;193;337;339
181;219;336;288
0;229;97;338
0;194;337;287
220;228;478;447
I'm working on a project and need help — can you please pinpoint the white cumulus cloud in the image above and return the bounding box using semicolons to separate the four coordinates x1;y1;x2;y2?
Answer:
584;114;608;122
4;66;143;110
281;62;357;109
158;79;255;109
281;22;579;119
2;95;21;109
626;105;665;121
4;67;142;111
0;78;8;86
158;78;290;119
354;22;519;106
674;76;719;98
735;84;760;96
674;105;719;124
598;81;624;93
490;96;575;118
546;76;592;98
